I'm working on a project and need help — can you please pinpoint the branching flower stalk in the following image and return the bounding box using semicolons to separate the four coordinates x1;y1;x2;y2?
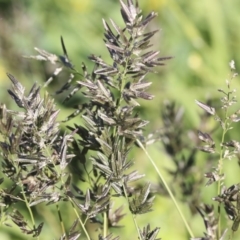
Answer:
217;63;239;239
217;89;232;239
195;60;240;240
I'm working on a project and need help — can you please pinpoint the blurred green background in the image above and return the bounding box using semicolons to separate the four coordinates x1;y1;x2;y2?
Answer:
1;0;240;239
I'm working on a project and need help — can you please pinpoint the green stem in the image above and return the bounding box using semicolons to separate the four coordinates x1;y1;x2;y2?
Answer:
122;183;142;240
83;216;89;226
22;189;39;240
103;212;108;237
22;190;35;227
217;109;229;239
136;139;195;239
70;199;91;240
56;204;67;239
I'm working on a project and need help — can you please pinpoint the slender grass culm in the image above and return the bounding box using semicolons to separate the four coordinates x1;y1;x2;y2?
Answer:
1;0;240;240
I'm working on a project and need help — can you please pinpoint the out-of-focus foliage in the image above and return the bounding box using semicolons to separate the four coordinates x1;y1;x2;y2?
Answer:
1;0;240;240
1;0;240;124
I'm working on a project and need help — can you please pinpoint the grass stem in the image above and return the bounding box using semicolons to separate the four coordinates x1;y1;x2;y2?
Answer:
136;139;195;238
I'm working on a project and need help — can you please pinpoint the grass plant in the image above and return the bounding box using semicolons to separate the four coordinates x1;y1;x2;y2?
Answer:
0;1;240;240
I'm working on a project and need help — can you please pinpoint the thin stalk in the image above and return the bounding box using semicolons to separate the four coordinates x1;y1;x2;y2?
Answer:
0;207;3;225
22;189;39;240
217;108;229;239
122;183;142;240
69;199;91;240
136;139;195;239
22;190;35;227
56;204;67;239
103;212;108;237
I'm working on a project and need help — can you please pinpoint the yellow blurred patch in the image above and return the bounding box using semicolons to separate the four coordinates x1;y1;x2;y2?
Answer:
0;61;6;83
146;0;166;10
69;0;92;13
188;53;202;70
